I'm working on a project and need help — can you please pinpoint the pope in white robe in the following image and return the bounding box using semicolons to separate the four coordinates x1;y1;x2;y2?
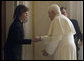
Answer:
33;4;77;60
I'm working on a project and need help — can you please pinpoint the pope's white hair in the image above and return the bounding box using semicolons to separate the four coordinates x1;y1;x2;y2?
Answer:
48;4;61;15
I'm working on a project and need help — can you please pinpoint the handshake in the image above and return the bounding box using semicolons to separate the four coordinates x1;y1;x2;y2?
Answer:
32;36;48;56
32;36;42;42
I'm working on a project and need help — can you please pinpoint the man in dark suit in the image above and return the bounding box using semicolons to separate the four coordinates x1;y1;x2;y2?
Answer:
60;7;83;60
4;5;32;60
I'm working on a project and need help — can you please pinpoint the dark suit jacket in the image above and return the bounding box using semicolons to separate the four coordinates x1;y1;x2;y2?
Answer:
4;18;31;60
70;19;83;43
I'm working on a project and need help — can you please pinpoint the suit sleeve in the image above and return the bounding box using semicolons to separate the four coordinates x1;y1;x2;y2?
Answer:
74;20;83;41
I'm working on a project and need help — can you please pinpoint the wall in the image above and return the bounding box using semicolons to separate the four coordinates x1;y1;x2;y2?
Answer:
69;1;83;33
6;1;14;41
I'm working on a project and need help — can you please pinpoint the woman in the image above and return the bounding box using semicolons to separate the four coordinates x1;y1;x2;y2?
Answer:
4;5;31;60
33;4;77;60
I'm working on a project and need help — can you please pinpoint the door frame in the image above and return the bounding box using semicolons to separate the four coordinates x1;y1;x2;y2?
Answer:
1;1;6;60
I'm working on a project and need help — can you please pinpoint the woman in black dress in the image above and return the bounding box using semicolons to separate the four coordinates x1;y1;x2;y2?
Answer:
4;5;31;60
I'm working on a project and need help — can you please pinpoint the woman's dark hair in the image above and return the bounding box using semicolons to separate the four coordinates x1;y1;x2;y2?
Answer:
13;5;29;19
60;7;66;11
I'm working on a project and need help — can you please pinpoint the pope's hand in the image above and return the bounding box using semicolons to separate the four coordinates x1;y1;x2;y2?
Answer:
42;49;48;56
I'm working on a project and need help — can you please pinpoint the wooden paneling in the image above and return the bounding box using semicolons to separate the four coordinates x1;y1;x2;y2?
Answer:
1;1;6;60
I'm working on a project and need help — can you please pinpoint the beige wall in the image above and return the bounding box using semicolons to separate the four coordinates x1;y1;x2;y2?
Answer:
34;2;52;60
6;1;14;40
69;1;83;33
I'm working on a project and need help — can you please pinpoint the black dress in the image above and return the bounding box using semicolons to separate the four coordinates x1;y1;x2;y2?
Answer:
4;18;31;60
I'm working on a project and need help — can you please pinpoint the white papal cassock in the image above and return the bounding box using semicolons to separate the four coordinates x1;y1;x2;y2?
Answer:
41;4;77;60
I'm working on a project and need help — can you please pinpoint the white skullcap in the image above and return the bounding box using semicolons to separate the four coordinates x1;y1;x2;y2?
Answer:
48;4;61;15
